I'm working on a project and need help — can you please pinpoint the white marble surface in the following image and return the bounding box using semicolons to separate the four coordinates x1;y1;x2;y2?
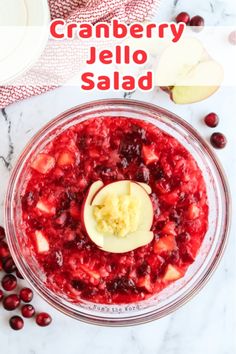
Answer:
0;0;236;353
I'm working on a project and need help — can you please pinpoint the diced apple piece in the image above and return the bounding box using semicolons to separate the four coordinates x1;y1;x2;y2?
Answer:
57;151;75;167
80;264;100;280
162;264;183;281
161;221;176;236
142;144;160;165
34;230;49;253
187;204;200;220
154;235;176;254
137;275;152;292
36;199;56;216
31;154;55;174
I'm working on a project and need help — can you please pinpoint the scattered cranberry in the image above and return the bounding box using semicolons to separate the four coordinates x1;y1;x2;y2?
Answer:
9;316;24;331
3;256;16;273
190;15;205;30
36;312;52;327
3;294;20;311
21;304;35;318
210;132;227;149
228;31;236;45
16;269;24;279
20;288;33;303
0;259;2;271
175;12;190;25
204;113;219;128
0;226;5;241
0;241;10;259
0;289;4;301
1;274;17;291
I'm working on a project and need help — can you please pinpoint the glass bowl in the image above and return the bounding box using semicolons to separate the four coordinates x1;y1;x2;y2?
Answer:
4;99;231;326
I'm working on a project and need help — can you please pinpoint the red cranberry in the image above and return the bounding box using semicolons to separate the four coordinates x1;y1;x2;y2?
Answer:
204;113;219;127
20;288;33;303
1;274;17;291
36;312;52;327
175;12;190;25
16;269;24;279
0;289;4;301
9;316;24;331
228;31;236;45
0;241;10;259
3;257;16;273
0;226;5;241
0;259;2;271
210;132;227;149
3;294;21;311
190;15;205;30
21;304;35;318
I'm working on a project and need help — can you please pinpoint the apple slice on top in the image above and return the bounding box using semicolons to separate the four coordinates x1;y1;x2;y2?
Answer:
82;180;154;253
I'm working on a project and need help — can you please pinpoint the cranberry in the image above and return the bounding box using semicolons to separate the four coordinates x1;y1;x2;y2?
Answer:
190;15;205;30
228;31;236;45
176;232;191;243
3;256;16;273
1;274;17;291
21;304;35;318
16;269;24;279
0;241;10;259
3;294;20;311
0;289;4;301
135;165;150;183
210;132;227;149
107;277;136;294
175;12;190;25
0;226;5;241
204;113;219;128
71;279;86;291
36;312;52;327
137;261;151;277
0;259;2;271
20;288;34;303
9;316;24;331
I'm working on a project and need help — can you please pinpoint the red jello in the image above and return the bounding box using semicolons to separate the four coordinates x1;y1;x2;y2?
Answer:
20;117;208;304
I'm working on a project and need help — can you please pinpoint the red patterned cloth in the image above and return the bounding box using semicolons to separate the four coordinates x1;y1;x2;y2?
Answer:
0;0;159;108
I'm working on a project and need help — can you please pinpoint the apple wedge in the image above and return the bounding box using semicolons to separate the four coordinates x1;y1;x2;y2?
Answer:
82;180;154;253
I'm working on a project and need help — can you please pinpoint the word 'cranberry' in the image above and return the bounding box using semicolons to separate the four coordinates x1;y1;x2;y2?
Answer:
204;113;219;127
210;132;227;149
20;288;34;303
9;316;24;331
36;312;52;327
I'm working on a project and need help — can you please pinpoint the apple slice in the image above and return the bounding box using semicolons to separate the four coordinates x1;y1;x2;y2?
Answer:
57;151;75;167
137;182;152;195
82;180;154;253
142;144;160;165
154;235;176;254
36;199;56;216
34;230;49;254
171;61;224;104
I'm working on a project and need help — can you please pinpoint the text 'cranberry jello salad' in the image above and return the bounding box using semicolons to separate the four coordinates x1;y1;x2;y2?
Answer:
20;117;208;304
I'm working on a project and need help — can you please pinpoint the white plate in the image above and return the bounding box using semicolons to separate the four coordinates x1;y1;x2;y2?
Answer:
0;0;50;84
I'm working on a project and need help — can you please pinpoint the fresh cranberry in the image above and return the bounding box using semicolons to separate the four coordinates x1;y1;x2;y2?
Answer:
0;226;5;241
16;269;24;279
0;241;10;259
3;256;16;273
19;288;33;303
210;132;227;149
3;294;21;311
1;274;17;291
0;259;2;271
190;15;205;29
0;289;4;301
176;232;191;243
204;113;219;128
228;31;236;45
175;12;190;25
9;316;24;331
36;313;52;327
21;304;35;318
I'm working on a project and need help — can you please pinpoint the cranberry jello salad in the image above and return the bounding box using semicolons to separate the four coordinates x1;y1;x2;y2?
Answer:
20;116;208;304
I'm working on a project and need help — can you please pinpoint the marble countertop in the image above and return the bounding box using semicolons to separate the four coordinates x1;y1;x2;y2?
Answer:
0;0;236;353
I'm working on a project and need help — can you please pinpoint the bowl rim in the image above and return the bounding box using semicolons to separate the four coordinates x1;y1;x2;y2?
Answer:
4;98;231;326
